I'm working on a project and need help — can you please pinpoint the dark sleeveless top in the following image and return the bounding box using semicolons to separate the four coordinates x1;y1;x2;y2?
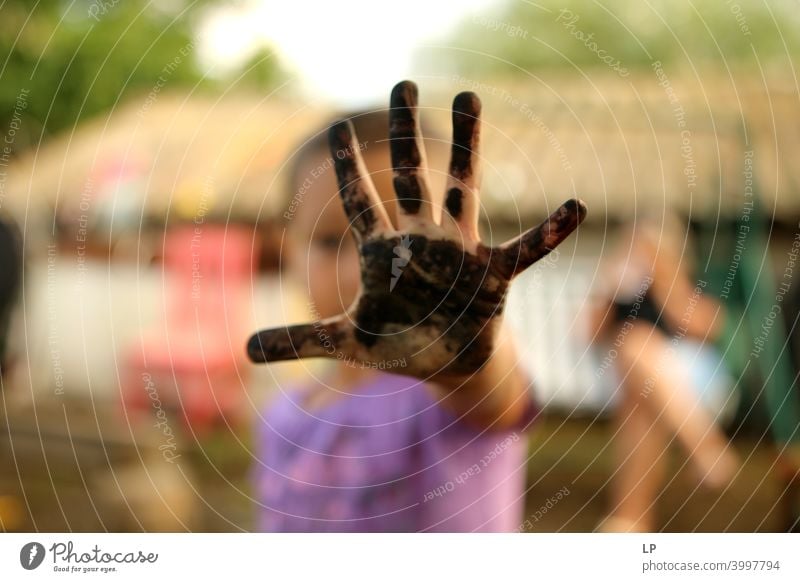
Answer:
611;287;673;335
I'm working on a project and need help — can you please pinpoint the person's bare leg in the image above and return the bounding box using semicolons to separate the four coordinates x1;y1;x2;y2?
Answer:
623;325;738;489
604;369;667;532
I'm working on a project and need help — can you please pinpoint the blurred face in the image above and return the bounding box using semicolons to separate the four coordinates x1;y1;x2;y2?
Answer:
286;145;396;319
285;137;446;319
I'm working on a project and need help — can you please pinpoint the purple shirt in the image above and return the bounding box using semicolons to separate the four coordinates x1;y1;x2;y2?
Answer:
253;372;537;532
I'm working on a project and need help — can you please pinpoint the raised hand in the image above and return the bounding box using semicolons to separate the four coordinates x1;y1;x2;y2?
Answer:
247;80;586;379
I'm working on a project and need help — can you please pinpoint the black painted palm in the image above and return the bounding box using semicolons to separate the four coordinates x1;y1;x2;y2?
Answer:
248;81;586;378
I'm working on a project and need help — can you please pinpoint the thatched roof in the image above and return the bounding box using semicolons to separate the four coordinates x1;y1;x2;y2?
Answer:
5;91;330;226
435;71;798;222
6;72;799;229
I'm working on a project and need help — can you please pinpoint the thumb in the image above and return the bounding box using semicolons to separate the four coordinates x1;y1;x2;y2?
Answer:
247;316;351;363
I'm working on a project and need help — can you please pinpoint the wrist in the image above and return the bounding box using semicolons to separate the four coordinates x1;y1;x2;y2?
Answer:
430;329;531;429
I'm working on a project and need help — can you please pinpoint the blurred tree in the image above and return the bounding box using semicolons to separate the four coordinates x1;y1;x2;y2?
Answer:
236;45;286;90
434;0;800;76
0;0;284;151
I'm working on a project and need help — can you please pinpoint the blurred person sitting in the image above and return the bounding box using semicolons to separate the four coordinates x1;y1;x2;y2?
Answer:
591;216;739;532
0;214;22;382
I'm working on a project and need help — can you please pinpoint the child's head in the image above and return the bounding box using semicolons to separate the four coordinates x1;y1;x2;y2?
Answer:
282;109;446;319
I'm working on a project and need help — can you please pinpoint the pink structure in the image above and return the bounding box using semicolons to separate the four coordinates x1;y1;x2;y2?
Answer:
122;224;260;432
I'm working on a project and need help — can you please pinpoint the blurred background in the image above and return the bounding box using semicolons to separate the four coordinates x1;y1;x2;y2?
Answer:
1;0;799;532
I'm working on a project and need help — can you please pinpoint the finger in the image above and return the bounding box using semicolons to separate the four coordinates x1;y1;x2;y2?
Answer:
494;198;587;279
247;316;352;364
443;91;482;241
329;120;393;243
389;80;435;226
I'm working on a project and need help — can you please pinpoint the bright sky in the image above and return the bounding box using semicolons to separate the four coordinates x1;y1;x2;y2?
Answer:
198;0;498;106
